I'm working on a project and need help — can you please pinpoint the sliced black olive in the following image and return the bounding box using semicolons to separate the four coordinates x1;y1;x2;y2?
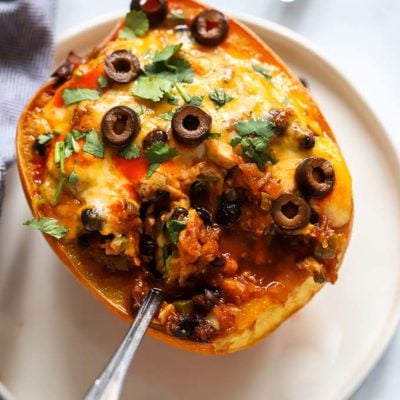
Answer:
142;129;168;150
170;207;188;221
191;10;229;46
51;61;73;82
104;50;141;84
81;208;104;232
33;140;47;157
272;194;311;230
130;0;168;27
153;189;170;214
101;106;140;148
139;234;157;256
300;134;316;150
215;201;241;226
195;207;213;225
172;105;211;145
296;157;335;197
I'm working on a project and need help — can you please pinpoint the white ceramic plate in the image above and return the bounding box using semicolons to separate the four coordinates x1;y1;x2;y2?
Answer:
1;12;400;400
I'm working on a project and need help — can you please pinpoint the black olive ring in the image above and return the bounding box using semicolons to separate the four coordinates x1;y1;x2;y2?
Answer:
101;106;140;148
295;157;335;197
191;9;229;46
272;194;311;230
104;50;141;84
172;105;212;145
130;0;168;27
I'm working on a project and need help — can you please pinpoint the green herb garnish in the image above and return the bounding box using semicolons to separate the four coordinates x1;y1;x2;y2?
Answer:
159;111;174;121
146;163;161;179
83;130;104;158
54;141;66;174
37;131;57;145
62;88;100;106
207;133;221;140
166;219;186;244
132;76;173;102
119;10;149;39
64;132;80;158
144;142;178;178
71;129;86;140
152;43;183;63
97;75;108;89
231;119;276;170
68;170;79;185
209;88;234;108
23;217;69;240
252;64;272;80
118;144;141;160
54;177;66;203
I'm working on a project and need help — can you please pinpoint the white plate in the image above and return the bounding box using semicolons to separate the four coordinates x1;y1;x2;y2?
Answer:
1;12;400;400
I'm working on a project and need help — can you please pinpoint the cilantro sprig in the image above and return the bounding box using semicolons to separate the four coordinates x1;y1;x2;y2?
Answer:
252;64;272;81
209;88;234;108
62;88;100;106
83;130;104;158
23;217;69;240
132;43;194;102
230;118;277;170
119;10;149;39
166;220;186;244
118;144;141;160
144;142;178;178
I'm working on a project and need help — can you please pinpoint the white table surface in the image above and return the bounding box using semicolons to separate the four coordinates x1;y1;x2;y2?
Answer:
55;1;400;399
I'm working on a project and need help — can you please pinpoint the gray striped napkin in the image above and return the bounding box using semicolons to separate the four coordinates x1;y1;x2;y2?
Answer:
0;0;56;213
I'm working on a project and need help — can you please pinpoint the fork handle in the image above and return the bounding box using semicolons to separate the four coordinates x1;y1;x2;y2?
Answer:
83;288;163;400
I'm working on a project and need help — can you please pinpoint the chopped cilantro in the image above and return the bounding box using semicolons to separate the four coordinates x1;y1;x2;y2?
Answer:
119;10;149;39
188;96;203;106
62;88;100;106
118;144;141;160
209;88;234;108
166;220;186;244
54;177;66;203
37;132;57;145
23;217;69;240
152;43;182;63
64;133;80;158
236;119;275;138
167;94;179;105
97;75;108;89
146;163;160;179
68;170;79;185
54;141;66;174
207;133;221;140
159;111;174;121
231;118;276;170
145;57;193;83
175;82;191;103
83;130;104;158
144;141;178;164
133;104;145;116
252;64;272;80
132;76;173;102
71;129;86;140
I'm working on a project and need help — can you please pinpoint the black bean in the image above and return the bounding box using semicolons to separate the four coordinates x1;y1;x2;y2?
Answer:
195;207;213;225
210;256;226;267
300;134;316;150
215;201;241;226
154;189;170;214
170;207;188;221
81;208;104;232
142;129;168;150
139;234;157;256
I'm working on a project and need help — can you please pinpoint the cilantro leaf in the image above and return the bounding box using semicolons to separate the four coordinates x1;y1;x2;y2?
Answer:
23;217;69;240
167;95;179;105
209;88;234;108
71;129;86;140
118;144;141;160
132;75;173;102
62;88;100;106
207;133;221;140
159;111;174;121
37;132;56;145
145;57;193;83
133;104;145;116
119;10;149;39
146;163;160;179
83;130;104;158
97;76;108;89
188;96;203;106
166;220;186;244
153;43;183;63
231;118;277;170
64;132;80;158
236;119;275;138
252;64;272;80
68;170;79;185
144;142;178;164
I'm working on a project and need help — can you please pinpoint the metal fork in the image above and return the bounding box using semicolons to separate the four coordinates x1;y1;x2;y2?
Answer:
83;288;163;400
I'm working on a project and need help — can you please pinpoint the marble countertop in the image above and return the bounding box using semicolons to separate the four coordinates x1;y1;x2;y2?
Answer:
55;1;400;398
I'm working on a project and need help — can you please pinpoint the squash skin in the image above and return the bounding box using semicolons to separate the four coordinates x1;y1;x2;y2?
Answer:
16;0;353;354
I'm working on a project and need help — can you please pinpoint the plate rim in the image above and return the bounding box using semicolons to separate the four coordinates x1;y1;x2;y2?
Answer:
53;11;400;400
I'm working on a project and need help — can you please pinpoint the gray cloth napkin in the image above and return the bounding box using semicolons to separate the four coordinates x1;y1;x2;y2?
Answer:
0;0;56;211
